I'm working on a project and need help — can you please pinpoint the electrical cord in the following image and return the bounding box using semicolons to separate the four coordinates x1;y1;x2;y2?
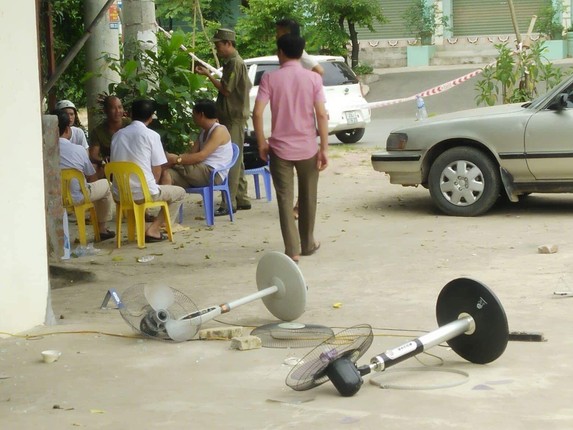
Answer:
369;366;469;390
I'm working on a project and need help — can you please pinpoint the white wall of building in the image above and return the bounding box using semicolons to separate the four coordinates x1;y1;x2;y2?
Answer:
0;2;49;333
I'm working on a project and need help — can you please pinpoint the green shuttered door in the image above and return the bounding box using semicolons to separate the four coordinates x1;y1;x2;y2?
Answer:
356;0;411;39
453;0;547;36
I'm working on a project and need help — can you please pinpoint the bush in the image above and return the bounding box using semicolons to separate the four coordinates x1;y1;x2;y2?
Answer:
475;41;567;106
353;63;374;75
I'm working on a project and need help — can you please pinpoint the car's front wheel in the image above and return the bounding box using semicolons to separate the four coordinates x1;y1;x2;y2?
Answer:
335;128;365;144
428;147;500;216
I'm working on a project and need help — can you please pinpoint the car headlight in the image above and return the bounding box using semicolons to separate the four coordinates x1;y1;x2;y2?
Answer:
386;133;408;150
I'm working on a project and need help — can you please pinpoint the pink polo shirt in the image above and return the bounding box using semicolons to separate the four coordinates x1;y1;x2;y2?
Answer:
256;60;325;160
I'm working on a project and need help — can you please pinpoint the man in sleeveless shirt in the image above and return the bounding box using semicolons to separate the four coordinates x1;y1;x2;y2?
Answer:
164;99;233;188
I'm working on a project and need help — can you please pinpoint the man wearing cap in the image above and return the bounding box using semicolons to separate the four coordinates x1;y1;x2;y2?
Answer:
55;99;89;150
195;28;252;216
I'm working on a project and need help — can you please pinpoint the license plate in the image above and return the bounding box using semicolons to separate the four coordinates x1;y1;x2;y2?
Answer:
345;111;359;124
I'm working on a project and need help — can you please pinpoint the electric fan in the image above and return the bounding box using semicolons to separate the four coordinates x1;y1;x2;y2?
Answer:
119;251;307;342
286;278;509;397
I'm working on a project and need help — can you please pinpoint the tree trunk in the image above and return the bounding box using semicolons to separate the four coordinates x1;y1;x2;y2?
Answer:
348;20;359;68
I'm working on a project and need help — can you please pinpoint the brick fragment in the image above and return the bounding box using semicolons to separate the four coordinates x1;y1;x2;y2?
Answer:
198;327;244;340
230;335;262;351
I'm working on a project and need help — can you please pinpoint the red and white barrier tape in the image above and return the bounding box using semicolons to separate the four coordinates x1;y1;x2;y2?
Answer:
364;62;495;110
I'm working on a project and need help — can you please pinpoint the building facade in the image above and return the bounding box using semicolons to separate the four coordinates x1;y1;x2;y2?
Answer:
356;0;572;67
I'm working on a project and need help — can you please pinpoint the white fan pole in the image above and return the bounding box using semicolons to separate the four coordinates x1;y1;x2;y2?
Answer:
181;285;280;325
222;285;279;312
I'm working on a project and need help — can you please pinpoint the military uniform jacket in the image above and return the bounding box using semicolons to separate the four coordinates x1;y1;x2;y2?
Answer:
216;50;251;123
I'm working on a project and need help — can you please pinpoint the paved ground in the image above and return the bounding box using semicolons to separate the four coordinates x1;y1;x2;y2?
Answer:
4;65;573;429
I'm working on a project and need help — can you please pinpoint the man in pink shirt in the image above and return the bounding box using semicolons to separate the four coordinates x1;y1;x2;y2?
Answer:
253;33;328;263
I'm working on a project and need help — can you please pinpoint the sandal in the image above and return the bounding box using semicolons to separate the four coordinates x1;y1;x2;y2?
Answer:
302;241;320;256
144;233;168;243
99;230;116;241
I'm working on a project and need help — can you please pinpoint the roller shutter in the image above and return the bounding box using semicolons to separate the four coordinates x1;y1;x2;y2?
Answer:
453;0;548;36
356;0;411;39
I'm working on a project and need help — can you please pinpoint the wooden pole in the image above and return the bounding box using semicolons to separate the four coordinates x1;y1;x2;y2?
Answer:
507;0;522;44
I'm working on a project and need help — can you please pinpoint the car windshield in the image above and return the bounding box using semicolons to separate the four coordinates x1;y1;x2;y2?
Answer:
252;63;280;86
529;74;573;110
249;59;359;87
321;61;358;86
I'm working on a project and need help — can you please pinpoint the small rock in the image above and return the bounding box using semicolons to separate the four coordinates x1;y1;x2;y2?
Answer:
538;244;558;254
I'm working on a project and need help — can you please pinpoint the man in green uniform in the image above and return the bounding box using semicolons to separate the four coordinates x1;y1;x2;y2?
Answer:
195;28;252;216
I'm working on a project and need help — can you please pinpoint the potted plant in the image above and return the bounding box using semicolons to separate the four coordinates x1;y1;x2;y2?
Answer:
402;0;449;46
402;0;450;66
535;1;564;39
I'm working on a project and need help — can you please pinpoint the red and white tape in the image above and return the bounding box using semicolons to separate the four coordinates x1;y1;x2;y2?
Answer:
364;60;497;110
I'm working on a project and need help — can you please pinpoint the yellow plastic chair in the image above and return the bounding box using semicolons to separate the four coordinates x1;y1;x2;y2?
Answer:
61;169;100;245
104;161;173;249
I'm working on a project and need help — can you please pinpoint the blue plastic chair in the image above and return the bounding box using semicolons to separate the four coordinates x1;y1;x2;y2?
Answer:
245;163;272;201
178;143;239;226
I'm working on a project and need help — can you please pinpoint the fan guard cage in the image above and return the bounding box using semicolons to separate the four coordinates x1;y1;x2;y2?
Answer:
119;284;199;341
250;323;334;348
286;324;374;391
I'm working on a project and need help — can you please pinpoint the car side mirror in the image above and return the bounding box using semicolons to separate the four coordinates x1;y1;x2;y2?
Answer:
548;93;569;110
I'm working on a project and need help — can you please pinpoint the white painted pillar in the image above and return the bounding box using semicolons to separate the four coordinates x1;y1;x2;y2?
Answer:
0;2;50;334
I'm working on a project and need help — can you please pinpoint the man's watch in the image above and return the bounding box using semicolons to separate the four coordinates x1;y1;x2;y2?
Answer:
176;155;182;165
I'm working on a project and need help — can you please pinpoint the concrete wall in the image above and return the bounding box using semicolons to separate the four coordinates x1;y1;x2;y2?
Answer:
0;2;49;333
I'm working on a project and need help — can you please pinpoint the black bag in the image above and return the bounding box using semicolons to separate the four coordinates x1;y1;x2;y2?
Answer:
243;134;267;170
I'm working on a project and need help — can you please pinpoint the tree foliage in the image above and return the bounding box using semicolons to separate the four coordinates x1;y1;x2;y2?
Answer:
236;0;385;67
314;0;386;66
105;31;216;153
475;41;566;106
39;0;87;106
156;0;234;26
235;0;309;57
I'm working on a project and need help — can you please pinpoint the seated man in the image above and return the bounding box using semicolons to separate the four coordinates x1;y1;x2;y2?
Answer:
164;99;233;188
55;99;89;150
89;95;131;178
110;99;186;242
58;111;115;241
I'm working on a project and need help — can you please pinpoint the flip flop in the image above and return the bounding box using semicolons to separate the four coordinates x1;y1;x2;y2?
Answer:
99;230;116;241
302;241;321;256
145;233;168;243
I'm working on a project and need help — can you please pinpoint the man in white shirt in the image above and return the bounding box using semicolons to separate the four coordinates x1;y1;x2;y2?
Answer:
58;112;115;241
275;19;324;76
110;99;186;242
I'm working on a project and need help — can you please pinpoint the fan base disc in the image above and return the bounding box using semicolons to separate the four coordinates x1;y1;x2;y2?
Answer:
256;252;307;321
436;278;509;364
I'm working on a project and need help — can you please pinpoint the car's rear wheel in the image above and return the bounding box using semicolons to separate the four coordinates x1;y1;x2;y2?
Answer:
428;147;500;216
335;128;365;144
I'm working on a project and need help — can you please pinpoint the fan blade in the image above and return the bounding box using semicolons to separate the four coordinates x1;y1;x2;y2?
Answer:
144;285;175;311
165;319;197;342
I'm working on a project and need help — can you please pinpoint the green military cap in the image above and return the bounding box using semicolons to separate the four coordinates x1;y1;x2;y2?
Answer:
212;28;236;42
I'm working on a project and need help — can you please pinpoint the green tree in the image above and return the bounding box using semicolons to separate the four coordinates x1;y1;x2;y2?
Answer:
156;0;235;27
235;0;309;58
314;0;386;67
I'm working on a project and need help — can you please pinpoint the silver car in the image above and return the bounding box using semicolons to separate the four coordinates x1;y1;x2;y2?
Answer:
371;75;573;216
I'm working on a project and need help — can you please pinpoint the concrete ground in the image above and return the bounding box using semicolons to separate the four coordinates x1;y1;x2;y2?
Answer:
4;66;573;429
